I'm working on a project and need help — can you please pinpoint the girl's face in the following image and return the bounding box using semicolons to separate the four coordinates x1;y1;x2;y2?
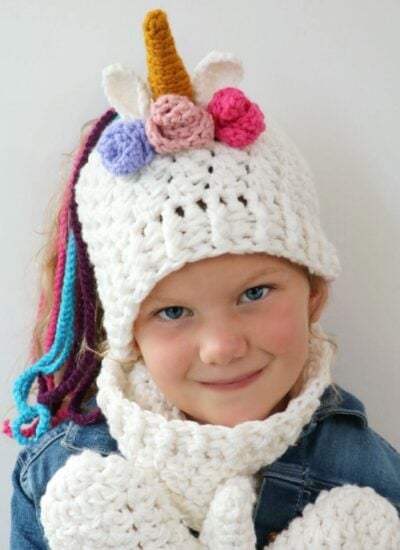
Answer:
134;253;328;427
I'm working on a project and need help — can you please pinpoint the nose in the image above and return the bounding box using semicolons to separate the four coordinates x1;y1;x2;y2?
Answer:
198;318;249;366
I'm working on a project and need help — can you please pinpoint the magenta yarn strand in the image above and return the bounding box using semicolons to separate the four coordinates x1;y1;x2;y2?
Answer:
39;180;73;396
44;162;79;352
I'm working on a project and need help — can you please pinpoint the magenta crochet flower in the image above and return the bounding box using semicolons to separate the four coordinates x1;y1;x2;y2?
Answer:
207;87;265;148
146;94;214;153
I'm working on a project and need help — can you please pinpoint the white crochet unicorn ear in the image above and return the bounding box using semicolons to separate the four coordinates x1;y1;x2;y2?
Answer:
102;64;151;119
192;51;244;107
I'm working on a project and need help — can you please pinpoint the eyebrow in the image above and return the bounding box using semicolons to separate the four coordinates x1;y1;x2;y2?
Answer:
143;267;287;307
239;268;288;288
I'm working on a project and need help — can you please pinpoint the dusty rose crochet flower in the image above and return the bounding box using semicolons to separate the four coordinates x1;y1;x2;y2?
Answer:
207;87;265;148
146;94;214;153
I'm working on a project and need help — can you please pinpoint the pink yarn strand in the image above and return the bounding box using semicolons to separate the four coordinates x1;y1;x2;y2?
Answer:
2;419;12;437
2;418;39;439
43;192;71;351
41;142;86;393
44;141;86;352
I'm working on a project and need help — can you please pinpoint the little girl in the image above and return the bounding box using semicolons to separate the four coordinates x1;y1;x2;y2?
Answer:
8;9;400;549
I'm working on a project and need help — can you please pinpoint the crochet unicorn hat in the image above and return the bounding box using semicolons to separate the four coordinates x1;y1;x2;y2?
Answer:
10;9;340;444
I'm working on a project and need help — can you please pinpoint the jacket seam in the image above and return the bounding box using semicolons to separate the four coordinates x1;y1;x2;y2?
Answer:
316;408;368;428
61;437;119;456
61;422;119;455
18;428;69;500
19;428;67;480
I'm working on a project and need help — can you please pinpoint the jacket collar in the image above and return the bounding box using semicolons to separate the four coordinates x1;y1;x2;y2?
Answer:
315;384;368;428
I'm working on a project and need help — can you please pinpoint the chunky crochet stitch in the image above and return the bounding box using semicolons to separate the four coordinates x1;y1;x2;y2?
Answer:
146;94;214;152
207;87;266;147
97;119;154;175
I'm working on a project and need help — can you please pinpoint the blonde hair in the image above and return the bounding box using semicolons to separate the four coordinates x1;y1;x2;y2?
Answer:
290;270;341;401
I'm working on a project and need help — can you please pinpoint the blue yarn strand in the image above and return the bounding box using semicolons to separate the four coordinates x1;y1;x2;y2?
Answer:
12;231;78;445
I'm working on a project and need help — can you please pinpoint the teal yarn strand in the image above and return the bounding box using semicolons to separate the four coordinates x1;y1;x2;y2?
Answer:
12;231;77;445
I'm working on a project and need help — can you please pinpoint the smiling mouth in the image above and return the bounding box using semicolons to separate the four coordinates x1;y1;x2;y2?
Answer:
199;369;264;391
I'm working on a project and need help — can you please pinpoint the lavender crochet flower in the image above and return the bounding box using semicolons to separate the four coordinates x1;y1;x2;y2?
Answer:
97;120;154;176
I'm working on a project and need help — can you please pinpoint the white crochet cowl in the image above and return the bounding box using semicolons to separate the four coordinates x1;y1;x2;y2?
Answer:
95;322;333;531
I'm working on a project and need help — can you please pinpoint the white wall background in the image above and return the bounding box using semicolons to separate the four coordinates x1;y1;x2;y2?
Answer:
1;0;399;546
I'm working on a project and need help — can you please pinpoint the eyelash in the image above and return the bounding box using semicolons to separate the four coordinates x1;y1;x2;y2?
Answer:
155;285;274;321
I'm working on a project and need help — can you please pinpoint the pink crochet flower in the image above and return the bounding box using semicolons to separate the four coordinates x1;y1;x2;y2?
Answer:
146;94;214;153
207;87;265;148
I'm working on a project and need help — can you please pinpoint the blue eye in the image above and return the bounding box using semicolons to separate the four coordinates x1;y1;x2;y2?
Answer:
158;306;189;320
241;286;270;302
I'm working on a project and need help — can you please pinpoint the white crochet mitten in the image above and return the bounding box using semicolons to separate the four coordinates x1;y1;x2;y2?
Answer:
267;484;400;550
41;450;202;550
41;451;257;550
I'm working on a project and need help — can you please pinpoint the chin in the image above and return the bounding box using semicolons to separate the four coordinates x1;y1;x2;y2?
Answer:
193;408;271;427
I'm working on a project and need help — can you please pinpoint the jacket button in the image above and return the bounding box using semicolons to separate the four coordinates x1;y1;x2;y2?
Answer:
266;532;278;543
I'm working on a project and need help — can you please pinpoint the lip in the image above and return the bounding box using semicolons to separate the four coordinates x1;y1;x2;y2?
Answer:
199;369;264;392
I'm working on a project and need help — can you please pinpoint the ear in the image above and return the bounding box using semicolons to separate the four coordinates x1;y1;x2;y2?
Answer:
132;335;142;359
192;51;243;107
102;64;151;119
308;277;329;324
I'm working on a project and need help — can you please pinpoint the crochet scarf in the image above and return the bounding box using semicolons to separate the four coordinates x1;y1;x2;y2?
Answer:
41;324;400;548
96;323;335;532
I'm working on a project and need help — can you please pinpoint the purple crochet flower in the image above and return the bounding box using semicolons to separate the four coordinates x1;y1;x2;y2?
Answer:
97;119;154;176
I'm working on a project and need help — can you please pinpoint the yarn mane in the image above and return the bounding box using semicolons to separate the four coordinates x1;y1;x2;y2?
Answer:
5;109;116;444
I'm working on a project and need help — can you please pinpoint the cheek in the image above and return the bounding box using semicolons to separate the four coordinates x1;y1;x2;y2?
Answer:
253;298;309;353
135;325;193;380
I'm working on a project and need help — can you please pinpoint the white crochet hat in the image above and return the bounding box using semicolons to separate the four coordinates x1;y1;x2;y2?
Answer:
75;10;340;362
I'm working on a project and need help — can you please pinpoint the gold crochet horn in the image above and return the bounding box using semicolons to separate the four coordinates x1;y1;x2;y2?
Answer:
143;10;194;101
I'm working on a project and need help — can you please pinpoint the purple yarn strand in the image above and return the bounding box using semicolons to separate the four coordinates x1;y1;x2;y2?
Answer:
37;287;84;412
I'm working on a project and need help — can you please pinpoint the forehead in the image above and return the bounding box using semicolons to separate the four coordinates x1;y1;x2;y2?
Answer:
149;253;305;294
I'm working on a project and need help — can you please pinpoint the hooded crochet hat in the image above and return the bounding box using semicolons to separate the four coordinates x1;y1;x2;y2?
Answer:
10;9;340;444
76;9;340;360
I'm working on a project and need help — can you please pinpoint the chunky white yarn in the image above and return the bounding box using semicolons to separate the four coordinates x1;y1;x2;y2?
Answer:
75;121;340;362
269;485;400;549
102;63;151;120
40;327;400;548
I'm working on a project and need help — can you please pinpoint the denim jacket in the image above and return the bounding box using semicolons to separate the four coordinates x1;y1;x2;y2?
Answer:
10;384;400;549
